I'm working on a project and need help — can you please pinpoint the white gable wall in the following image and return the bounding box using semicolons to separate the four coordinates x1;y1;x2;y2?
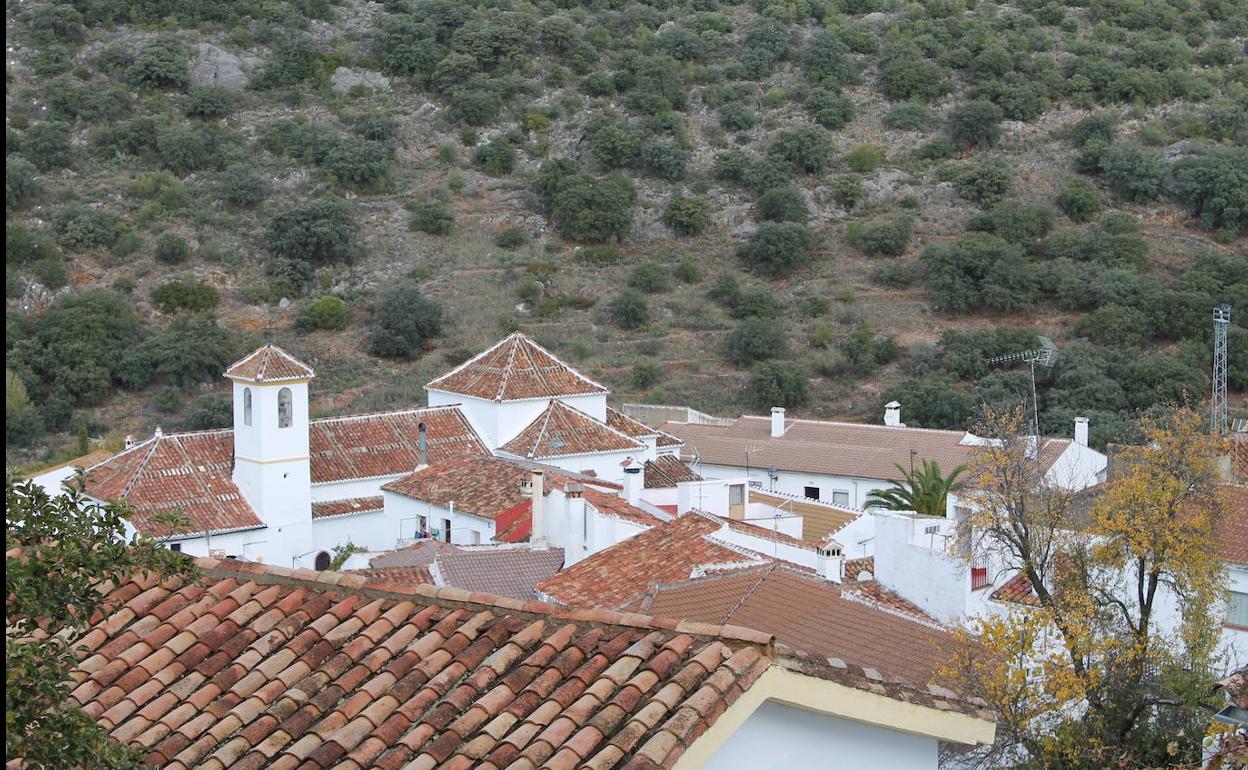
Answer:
425;390;608;450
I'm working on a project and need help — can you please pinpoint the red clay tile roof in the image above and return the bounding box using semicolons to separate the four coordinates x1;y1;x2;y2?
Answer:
311;496;384;519
989;571;1040;606
499;400;645;459
1215;485;1248;566
844;556;874;582
639;563;953;686
433;547;566;600
223;343;316;383
348;564;436;585
383;456;548;523
427;332;609;401
664;416;1073;482
606;406;659;439
582;488;665;528
538;513;765;609
643;456;702;489
83;407;487;537
67;556;777;770
368;539;461;570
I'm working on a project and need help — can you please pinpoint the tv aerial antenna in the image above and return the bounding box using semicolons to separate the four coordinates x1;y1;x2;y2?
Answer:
1212;304;1231;434
985;336;1058;438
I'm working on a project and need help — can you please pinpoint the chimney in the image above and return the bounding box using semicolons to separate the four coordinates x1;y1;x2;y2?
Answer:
884;401;903;428
770;407;785;438
529;470;546;549
816;541;844;583
124;434;136;450
154;426;163;438
622;459;641;506
417;422;428;468
1074;417;1089;447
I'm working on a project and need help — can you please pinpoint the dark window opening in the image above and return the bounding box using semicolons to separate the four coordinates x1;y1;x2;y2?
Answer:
971;566;990;591
442;519;452;543
170;543;181;553
803;486;820;500
314;551;331;571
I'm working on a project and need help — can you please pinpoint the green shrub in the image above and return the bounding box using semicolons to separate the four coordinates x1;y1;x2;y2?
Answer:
804;28;854;84
724;317;787;366
639;143;689;181
495;228;527;248
674;255;700;283
662;194;712;236
1172;147;1248;235
882;101;931;130
756;187;810;223
216;164;268;208
736;222;815;276
299;295;350;331
154;386;183;414
57;208;125;251
805;89;855;130
608;289;650;329
21;122;74;170
156;124;222;176
922;235;1038;313
729;286;782;320
370;284;443;359
968;202;1055;243
830;175;865;210
1055;178;1103;222
947;100;1005;150
845;145;885;173
839;323;900;375
628;262;672;293
878;42;950;101
31;257;69;290
872;260;913;288
7;223;57;265
323;141;393;188
846;216;913;256
409;201;454;235
719;102;758;131
127;36;189;91
145;314;237;387
550;173;636;242
266;199;357;264
184;87;234;118
182;394;232;430
880;377;974;429
153;233;190;264
1068;113;1117;148
632;362;664;389
1097;143;1166;202
768;126;835;174
1074;304;1152;347
952;158;1013;205
251;36;319;90
6;156;40;209
750;362;808;408
473;139;516;176
150;279;218;312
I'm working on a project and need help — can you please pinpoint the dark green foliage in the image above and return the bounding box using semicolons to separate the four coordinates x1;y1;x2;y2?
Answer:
1068;113;1117;149
639;143;689;181
7;156;40;210
882;102;931;130
767;126;835;174
830;175;865;210
803;29;854;84
750;361;808;408
28;3;86;45
57;207;125;251
473;139;516;176
947;100;1004;150
127;36;189;91
156;124;224;176
880;377;974;429
632;362;664;389
409;201;454;235
846;216;912;256
628;262;672;293
845;145;885;173
728;286;782;320
266;199;357;264
968;201;1055;243
495;228;527;248
182;394;233;430
1041;214;1149;268
937;326;1042;380
154;386;182;414
370;284;444;359
149;279;218;312
21;122;74;170
878;42;950;101
7;223;58;266
145;314;236;387
608;289;650;329
756;187;810;223
1074;304;1152;347
736;222;815;276
215;164;268;208
299;295;349;330
184;87;234;118
251;36;319;90
662;194;711;236
323;141;393;188
951;158;1013;205
549;174;636;242
153;233;190;264
724;317;787;366
923;235;1038;313
1055;178;1102;222
718;102;757;131
809;91;856;130
1172;146;1248;235
1096;143;1166;202
840;323;900;375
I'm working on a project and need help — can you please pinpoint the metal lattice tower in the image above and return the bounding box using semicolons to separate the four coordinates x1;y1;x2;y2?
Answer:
986;337;1059;439
1212;304;1231;434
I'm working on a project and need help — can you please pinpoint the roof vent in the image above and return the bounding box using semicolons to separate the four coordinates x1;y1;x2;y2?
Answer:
884;401;904;428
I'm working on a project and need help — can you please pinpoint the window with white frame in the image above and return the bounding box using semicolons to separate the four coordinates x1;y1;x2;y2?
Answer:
831;490;850;506
1228;590;1248;628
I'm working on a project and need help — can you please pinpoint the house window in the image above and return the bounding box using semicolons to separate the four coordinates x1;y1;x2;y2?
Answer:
277;387;293;428
169;543;182;553
831;490;850;507
314;551;331;571
971;566;990;591
803;486;820;501
243;388;252;426
729;485;745;506
442;519;452;543
1228;590;1248;629
418;515;428;537
471;531;480;545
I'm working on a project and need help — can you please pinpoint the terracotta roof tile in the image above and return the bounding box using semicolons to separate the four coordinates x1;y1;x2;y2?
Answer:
224;344;315;383
582;489;665;528
605;408;659;440
383;456;544;523
427;333;609;402
500;401;645;460
311;497;384;519
988;571;1040;606
1214;485;1248;566
433;548;566;601
641;457;701;490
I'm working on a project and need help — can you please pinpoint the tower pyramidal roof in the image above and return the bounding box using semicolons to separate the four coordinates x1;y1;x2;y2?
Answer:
223;343;316;383
426;332;608;402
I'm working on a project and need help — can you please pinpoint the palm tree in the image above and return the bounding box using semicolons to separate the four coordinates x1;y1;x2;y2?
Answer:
866;460;967;517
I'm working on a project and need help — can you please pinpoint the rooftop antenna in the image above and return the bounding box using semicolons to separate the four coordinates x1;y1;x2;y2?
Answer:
985;336;1058;439
1213;304;1231;434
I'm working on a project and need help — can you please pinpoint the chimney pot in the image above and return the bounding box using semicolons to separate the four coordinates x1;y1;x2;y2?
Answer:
884;401;903;428
154;426;163;438
530;470;546;549
417;422;428;468
1074;417;1089;447
124;434;136;450
770;407;785;438
622;460;642;506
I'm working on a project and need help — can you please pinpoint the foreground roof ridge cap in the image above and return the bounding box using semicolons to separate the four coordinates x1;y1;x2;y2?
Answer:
549;399;649;447
740;413;970;437
191;556;777;646
308;403;470;425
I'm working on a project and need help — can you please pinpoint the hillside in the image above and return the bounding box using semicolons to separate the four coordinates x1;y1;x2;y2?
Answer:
5;0;1247;469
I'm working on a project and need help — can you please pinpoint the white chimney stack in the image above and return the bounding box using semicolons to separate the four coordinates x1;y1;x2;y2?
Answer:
884;401;903;428
124;434;136;450
816;541;844;583
770;407;785;438
1074;417;1089;447
622;459;641;506
529;470;546;549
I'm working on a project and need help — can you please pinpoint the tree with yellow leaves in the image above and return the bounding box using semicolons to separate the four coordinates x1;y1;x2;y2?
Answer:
940;405;1232;769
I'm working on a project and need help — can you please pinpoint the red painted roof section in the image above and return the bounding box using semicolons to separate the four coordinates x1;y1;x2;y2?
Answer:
427;332;609;401
493;498;533;543
223;343;315;382
499;400;645;459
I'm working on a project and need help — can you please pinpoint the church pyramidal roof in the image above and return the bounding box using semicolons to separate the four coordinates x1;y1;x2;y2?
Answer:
223;342;316;383
426;332;609;402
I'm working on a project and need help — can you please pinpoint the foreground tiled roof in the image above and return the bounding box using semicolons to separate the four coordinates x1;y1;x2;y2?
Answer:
500;400;645;460
224;343;316;383
538;513;763;609
67;557;776;770
642;456;701;489
427;333;609;402
83;407;487;537
638;563;953;686
311;496;384;519
1214;485;1248;566
383;456;549;523
989;571;1040;606
663;416;1073;483
434;547;566;600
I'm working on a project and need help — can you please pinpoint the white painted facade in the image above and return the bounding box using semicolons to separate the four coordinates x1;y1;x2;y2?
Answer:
701;700;939;770
426;389;608;451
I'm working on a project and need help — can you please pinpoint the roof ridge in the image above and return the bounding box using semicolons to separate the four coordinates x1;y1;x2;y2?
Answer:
116;433;165;500
308;404;467;426
720;562;779;624
554;400;649;448
193;556;776;646
606;405;660;436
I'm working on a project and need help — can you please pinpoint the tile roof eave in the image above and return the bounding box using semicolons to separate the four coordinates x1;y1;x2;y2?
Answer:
155;523;268;542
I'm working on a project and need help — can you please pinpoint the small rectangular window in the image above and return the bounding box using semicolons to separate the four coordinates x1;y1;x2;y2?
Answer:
1228;591;1248;628
971;566;990;591
728;484;745;506
170;543;182;553
803;486;820;501
831;490;850;507
442;519;452;543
